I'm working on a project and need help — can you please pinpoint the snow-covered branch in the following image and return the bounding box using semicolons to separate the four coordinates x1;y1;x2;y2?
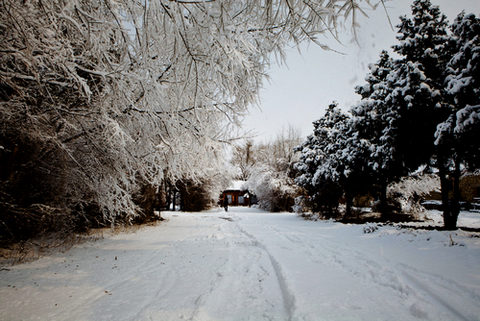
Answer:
0;0;378;237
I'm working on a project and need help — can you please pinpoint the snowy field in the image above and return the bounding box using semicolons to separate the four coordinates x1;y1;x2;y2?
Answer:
1;207;480;321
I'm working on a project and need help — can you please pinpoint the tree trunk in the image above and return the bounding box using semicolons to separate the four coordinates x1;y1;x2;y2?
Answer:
165;181;172;211
140;184;156;218
449;158;461;230
438;154;456;230
345;188;353;218
172;190;176;212
379;178;390;221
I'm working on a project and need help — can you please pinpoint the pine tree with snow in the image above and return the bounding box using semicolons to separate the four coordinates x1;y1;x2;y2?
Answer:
334;123;372;217
445;12;480;110
388;1;480;229
393;0;452;86
435;12;480;229
391;0;453;173
386;0;467;228
295;102;368;216
389;59;442;172
295;103;343;215
351;50;405;218
355;51;395;101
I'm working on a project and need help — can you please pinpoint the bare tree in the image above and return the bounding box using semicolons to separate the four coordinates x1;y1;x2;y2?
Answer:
245;125;303;211
231;140;255;181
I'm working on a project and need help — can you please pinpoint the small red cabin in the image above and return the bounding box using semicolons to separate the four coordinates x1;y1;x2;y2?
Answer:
220;181;255;206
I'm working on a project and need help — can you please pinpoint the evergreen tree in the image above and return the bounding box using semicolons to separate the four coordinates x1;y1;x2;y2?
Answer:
390;0;461;228
295;103;345;215
391;0;453;170
435;12;480;229
388;59;441;172
393;0;452;85
352;51;406;217
333;121;371;217
295;1;479;228
446;12;480;110
295;103;368;217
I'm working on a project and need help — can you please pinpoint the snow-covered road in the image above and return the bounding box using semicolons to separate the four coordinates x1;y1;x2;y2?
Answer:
1;207;480;320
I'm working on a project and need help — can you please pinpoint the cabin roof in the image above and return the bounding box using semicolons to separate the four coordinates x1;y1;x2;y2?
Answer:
224;180;247;191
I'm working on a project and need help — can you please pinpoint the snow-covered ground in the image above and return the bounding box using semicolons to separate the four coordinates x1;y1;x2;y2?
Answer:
1;207;480;321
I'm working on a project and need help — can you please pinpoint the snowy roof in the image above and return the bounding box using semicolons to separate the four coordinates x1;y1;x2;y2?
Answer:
224;180;247;191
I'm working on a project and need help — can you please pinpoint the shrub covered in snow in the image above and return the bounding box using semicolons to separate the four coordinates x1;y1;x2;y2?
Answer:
387;174;440;218
247;163;300;213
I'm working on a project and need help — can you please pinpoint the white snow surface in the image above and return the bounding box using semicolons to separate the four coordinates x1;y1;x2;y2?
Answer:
225;180;248;191
1;208;480;321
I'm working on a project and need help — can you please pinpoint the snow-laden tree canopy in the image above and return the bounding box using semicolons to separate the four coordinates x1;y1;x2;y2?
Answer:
1;0;378;230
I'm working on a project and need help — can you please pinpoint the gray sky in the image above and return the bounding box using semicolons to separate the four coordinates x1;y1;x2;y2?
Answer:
241;0;480;143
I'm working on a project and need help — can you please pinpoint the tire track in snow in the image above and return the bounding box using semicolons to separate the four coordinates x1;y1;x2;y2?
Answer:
397;262;480;321
264;224;412;300
189;217;291;320
235;224;297;321
108;218;220;318
401;271;470;321
264;250;296;321
155;219;234;320
257;221;480;320
85;216;234;320
130;214;287;321
309;231;479;321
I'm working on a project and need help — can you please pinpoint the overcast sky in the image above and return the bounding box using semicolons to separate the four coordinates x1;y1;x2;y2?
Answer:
241;0;480;143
